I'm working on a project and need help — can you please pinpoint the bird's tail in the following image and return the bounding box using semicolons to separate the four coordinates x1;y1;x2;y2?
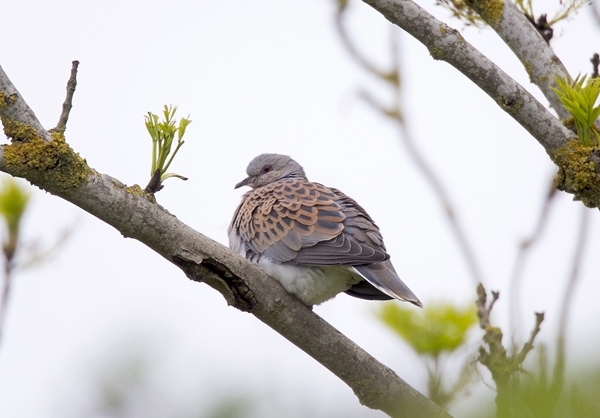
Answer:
352;260;422;307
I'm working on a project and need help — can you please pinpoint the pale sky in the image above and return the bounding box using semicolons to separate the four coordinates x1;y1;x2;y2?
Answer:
1;0;599;417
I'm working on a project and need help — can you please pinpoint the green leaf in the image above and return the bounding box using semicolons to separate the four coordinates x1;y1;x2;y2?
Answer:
0;178;30;235
144;105;192;193
0;178;31;260
377;301;478;357
553;74;600;147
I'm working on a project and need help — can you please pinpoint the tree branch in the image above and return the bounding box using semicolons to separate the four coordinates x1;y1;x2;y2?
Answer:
0;64;450;418
361;0;576;155
464;0;572;119
0;68;52;142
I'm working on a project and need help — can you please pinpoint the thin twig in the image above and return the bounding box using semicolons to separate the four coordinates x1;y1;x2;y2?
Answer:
594;0;600;28
476;284;545;418
0;231;17;343
0;261;13;343
336;8;485;285
513;312;544;366
509;179;558;344
552;206;590;398
476;283;499;328
335;5;390;80
54;60;79;133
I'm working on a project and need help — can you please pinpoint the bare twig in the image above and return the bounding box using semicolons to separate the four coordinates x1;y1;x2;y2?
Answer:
476;283;499;328
591;53;599;79
476;284;545;418
54;60;79;133
336;8;485;285
552;206;590;398
513;311;544;367
594;0;600;28
335;4;391;81
509;179;558;343
0;260;13;342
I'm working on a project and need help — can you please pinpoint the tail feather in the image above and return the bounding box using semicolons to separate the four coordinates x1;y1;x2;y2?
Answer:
344;280;393;301
352;260;422;307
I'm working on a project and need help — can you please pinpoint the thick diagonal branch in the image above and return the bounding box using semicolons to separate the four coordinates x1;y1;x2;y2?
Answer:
362;0;575;154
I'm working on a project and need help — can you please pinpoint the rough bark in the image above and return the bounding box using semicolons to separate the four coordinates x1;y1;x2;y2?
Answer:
464;0;572;118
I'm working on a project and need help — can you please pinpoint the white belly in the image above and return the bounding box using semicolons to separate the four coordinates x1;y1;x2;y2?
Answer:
257;258;363;305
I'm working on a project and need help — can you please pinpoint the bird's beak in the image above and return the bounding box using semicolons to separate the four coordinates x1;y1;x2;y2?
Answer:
234;176;252;189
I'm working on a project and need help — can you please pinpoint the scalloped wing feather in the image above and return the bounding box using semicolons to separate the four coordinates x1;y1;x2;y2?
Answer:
230;179;390;265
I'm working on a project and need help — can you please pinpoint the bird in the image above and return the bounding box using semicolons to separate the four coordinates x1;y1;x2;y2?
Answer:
228;153;421;307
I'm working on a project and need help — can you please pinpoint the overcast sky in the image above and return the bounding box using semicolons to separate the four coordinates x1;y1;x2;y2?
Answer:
1;0;599;417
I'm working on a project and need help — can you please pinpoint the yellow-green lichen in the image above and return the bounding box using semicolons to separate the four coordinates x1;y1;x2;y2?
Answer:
125;184;144;196
466;0;504;27
0;92;17;110
3;119;41;142
125;184;156;203
561;117;576;131
523;62;534;82
495;95;523;115
429;47;445;60
552;140;600;208
3;128;91;193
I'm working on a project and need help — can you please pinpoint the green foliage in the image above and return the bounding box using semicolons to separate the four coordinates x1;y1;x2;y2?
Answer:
378;301;477;357
466;350;600;418
515;0;588;26
436;0;486;27
438;0;587;33
378;301;478;407
509;350;600;418
553;75;600;147
0;179;30;260
515;0;534;17
145;105;191;192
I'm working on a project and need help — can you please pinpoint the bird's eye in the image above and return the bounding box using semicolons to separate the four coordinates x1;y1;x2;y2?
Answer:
260;164;273;174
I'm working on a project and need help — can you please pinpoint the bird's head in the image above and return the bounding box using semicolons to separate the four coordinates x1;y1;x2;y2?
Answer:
235;153;307;189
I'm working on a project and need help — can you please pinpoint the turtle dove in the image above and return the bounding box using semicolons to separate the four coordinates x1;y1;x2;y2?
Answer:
228;153;421;307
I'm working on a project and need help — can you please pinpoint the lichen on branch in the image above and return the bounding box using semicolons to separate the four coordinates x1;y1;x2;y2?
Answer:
2;130;91;193
552;140;600;208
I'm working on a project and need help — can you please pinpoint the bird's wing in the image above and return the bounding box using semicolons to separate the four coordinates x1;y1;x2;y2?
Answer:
231;179;388;265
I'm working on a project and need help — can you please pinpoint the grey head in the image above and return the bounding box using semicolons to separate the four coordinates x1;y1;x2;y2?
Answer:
235;153;307;189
